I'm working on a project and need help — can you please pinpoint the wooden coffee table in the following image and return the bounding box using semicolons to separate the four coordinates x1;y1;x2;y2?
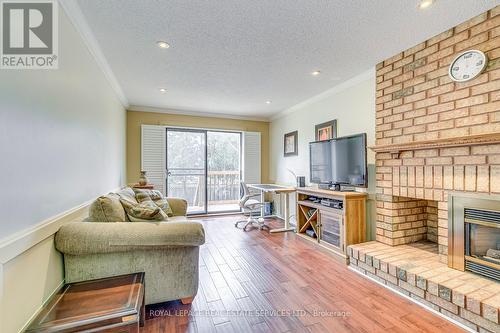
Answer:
26;273;145;333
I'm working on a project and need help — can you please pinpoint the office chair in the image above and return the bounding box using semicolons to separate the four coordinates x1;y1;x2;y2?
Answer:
234;182;269;231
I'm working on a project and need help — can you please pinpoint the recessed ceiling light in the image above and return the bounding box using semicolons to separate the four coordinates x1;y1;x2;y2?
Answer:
156;41;170;49
418;0;434;9
266;101;272;104
159;88;167;93
311;70;321;76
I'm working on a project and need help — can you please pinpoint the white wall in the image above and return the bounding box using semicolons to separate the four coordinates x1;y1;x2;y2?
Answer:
0;6;126;332
0;8;126;240
269;69;376;237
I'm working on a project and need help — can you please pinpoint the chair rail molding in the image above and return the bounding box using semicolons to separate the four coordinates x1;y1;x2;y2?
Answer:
0;187;121;264
0;202;90;264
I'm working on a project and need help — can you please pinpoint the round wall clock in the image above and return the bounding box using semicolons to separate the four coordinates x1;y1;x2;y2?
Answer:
448;50;488;82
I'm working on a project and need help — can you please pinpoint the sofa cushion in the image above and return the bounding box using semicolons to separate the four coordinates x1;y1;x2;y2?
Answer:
133;189;173;217
55;221;206;255
133;188;163;201
120;198;168;221
89;194;127;222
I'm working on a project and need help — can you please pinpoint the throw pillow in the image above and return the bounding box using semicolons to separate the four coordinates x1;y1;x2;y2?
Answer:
120;198;168;221
117;187;138;203
133;188;164;201
153;198;174;217
89;194;127;222
133;189;174;217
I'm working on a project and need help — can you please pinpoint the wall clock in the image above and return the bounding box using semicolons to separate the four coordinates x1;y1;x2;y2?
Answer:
448;49;488;82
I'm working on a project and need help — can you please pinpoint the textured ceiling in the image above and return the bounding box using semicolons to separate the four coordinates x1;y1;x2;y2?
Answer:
76;0;500;119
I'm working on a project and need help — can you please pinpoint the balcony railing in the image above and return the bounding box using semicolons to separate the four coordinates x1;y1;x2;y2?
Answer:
167;170;241;211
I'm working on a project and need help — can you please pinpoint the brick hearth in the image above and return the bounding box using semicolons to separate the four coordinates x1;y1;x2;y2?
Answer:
348;242;500;332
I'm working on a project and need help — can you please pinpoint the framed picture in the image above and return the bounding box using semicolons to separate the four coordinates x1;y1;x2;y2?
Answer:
284;131;298;156
315;120;337;141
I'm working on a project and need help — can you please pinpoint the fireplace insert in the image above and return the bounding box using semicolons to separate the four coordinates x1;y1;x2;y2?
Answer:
464;208;500;281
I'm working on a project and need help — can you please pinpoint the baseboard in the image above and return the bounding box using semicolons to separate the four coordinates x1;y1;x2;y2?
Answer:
17;279;65;333
348;266;476;333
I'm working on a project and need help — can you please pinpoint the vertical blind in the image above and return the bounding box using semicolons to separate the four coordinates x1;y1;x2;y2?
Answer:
141;125;167;194
242;131;261;184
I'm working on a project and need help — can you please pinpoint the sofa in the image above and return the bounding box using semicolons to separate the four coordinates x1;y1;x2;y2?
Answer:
55;187;205;305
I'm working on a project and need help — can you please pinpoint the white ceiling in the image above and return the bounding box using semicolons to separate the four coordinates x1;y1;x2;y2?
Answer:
75;0;500;120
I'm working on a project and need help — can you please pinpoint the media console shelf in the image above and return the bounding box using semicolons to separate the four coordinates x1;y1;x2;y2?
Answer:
296;187;367;262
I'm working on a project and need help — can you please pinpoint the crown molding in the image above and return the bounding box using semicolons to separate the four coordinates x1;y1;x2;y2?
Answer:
59;0;129;107
128;105;270;122
270;68;376;121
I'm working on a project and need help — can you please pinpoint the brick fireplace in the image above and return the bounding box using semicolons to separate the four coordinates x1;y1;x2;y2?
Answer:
374;7;500;264
348;8;500;331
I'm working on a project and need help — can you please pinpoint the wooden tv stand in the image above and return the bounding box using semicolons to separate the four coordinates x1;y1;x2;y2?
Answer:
296;187;366;262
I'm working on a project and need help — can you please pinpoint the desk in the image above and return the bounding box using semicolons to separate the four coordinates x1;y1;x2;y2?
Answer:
247;184;296;233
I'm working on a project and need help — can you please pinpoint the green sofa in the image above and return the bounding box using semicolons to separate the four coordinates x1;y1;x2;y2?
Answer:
55;188;205;305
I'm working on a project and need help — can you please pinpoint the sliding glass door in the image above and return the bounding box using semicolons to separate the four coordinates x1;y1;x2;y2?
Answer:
167;129;207;214
207;131;241;213
166;128;241;215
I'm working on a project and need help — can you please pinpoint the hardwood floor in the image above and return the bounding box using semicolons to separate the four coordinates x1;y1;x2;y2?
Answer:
141;216;466;333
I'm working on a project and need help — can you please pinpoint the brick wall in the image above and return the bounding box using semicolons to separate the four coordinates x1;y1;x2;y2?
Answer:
375;7;500;261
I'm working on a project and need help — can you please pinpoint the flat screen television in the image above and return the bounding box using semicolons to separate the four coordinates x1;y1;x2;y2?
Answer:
309;133;367;188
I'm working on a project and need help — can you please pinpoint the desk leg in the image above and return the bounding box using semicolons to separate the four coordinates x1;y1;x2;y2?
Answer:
260;190;265;217
270;192;295;233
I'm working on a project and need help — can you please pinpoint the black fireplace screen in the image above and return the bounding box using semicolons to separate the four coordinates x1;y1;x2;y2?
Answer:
466;223;500;264
464;208;500;281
